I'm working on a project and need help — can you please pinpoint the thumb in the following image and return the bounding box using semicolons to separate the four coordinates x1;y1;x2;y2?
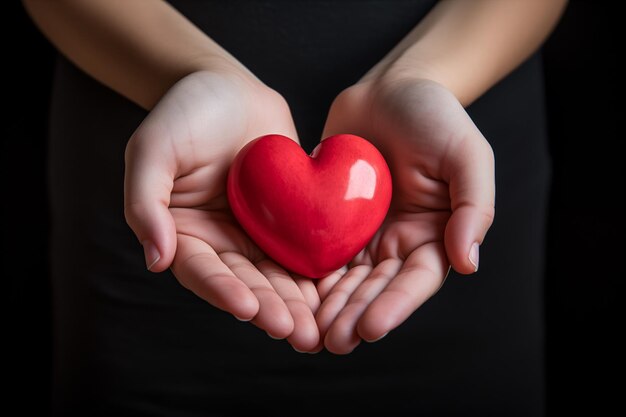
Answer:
124;132;177;272
444;127;495;275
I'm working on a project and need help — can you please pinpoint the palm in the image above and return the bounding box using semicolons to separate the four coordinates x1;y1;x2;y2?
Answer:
317;79;494;353
125;72;320;350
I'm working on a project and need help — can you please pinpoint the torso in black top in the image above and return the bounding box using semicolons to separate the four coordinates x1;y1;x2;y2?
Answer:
48;1;549;416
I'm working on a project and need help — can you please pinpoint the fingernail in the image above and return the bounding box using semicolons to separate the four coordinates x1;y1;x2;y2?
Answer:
266;332;283;340
310;143;322;158
469;242;480;272
142;240;160;271
437;266;452;292
291;346;319;355
234;315;252;322
365;332;388;343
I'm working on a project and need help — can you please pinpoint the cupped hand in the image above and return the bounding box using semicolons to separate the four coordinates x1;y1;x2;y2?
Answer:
316;77;495;354
124;71;320;351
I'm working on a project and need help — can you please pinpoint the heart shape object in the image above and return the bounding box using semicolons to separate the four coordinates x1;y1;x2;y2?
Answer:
227;134;392;278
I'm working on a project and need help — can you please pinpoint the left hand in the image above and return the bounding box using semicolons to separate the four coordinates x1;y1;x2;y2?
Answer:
124;71;321;351
315;77;495;354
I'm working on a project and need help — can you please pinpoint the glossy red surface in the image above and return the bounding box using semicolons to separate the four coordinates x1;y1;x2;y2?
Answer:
227;134;392;278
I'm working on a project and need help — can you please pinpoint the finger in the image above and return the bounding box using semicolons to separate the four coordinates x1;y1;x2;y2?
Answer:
221;253;294;339
257;261;320;352
305;267;347;353
324;260;402;354
444;127;495;275
294;275;323;314
124;131;177;272
315;265;371;344
315;266;348;301
172;234;259;320
357;242;448;342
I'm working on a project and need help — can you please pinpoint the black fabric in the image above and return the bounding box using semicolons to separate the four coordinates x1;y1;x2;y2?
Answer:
48;1;549;416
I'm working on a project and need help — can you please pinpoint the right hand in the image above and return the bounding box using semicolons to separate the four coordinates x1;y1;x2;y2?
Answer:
315;77;495;353
124;70;322;351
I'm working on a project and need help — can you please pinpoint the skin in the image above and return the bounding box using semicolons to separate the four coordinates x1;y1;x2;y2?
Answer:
316;77;493;353
24;0;567;353
124;71;323;351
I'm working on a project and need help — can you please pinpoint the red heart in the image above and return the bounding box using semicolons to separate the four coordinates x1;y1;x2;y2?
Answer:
227;134;392;278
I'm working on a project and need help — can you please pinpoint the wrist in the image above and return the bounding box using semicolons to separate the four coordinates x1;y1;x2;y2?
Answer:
173;65;289;148
188;54;264;90
379;60;462;97
359;55;470;106
352;63;447;105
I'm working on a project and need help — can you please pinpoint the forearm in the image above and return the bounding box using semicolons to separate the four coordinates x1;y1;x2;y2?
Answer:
23;0;255;109
365;0;567;106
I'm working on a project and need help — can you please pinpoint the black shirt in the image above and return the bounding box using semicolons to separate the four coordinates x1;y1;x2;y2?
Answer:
48;1;549;415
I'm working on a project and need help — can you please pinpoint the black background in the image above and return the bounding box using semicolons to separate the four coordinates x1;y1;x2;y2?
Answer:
5;1;621;415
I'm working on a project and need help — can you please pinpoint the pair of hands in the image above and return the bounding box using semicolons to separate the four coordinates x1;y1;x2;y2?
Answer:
124;70;495;354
